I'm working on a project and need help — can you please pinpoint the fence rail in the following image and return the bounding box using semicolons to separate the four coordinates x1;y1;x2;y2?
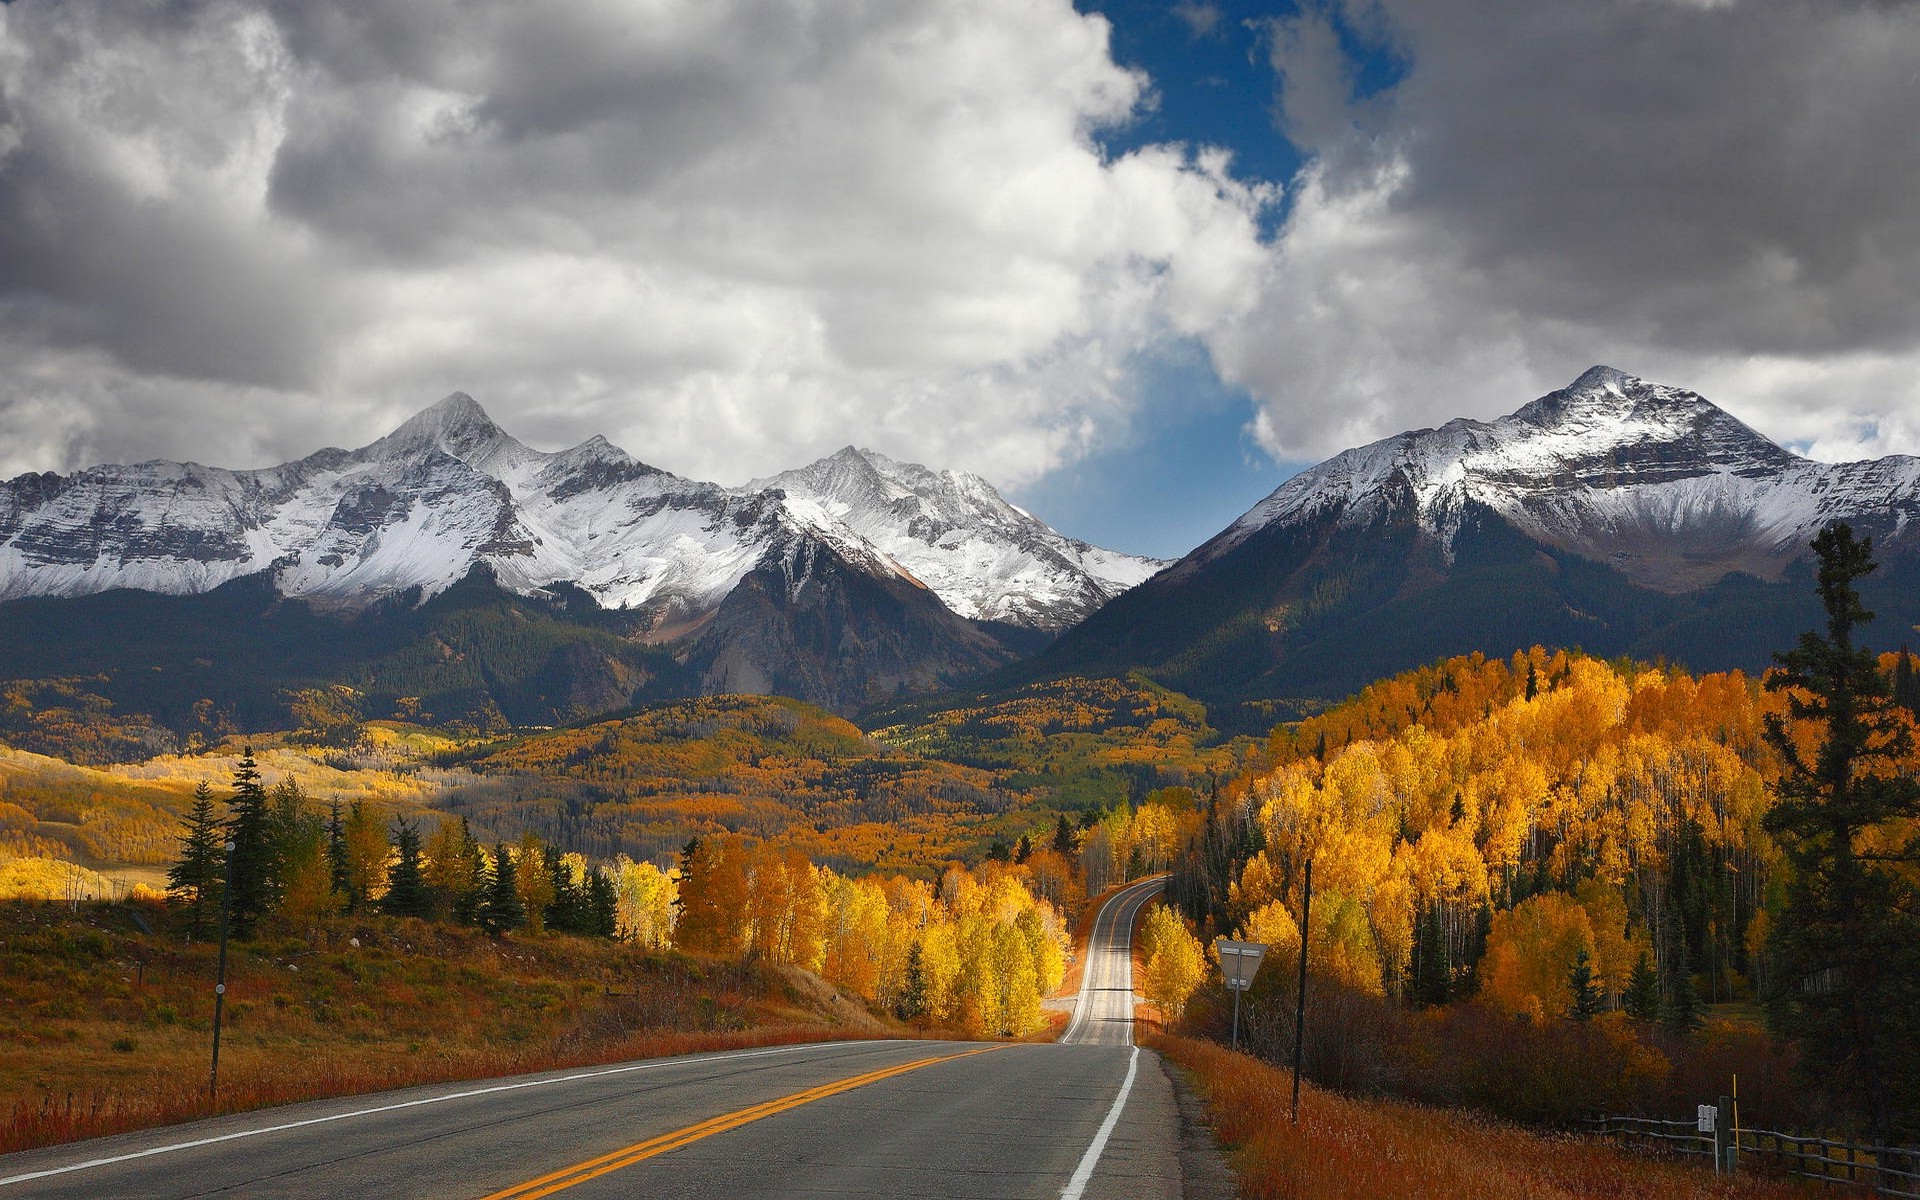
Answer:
1587;1114;1920;1197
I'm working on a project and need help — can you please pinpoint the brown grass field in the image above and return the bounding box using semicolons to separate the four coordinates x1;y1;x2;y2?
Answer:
0;901;900;1154
1150;1034;1823;1200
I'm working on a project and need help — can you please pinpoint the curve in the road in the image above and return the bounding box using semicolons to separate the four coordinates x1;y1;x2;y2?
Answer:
1060;874;1166;1047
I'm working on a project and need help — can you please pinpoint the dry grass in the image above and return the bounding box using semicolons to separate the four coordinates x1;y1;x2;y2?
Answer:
0;901;895;1154
1150;1034;1822;1200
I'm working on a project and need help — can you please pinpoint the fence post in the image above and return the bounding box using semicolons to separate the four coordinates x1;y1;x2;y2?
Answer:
1718;1095;1735;1173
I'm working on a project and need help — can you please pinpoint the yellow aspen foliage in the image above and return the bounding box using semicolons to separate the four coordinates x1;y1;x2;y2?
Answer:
1480;892;1595;1021
672;835;748;956
1140;903;1206;1021
337;799;391;913
743;842;824;968
1240;899;1302;978
513;830;554;935
1311;891;1385;996
611;856;676;948
278;831;340;926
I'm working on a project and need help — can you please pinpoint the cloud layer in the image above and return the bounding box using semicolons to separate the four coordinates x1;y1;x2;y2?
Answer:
2;0;1917;515
1221;0;1920;462
0;0;1272;483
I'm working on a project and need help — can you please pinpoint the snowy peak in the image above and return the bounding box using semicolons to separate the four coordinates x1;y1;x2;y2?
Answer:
0;395;1158;634
1207;367;1920;592
754;446;1164;629
365;392;532;473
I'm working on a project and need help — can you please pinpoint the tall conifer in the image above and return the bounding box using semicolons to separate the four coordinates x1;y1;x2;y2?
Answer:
167;782;225;937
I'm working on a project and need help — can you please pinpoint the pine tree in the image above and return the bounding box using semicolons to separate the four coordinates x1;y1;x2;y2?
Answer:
380;819;429;919
1411;904;1451;1007
223;749;275;936
1762;523;1920;1142
326;798;349;904
895;942;928;1021
1567;947;1603;1021
585;868;619;938
543;846;583;934
480;843;525;935
1052;813;1075;856
167;782;225;937
1893;645;1920;718
1663;952;1704;1037
1624;950;1662;1022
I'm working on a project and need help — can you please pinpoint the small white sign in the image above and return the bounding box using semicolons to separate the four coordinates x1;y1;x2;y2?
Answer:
1697;1104;1717;1133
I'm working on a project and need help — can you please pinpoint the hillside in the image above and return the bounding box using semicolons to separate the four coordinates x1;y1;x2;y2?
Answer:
1021;369;1920;729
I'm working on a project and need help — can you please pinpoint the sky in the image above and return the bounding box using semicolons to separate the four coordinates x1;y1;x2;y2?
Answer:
2;1;1918;559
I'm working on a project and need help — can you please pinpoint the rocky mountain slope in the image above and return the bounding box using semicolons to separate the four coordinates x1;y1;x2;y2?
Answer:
1028;367;1920;727
0;396;1158;722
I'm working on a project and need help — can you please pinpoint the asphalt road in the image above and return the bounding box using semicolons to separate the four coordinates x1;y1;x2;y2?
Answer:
1061;874;1166;1047
0;881;1187;1200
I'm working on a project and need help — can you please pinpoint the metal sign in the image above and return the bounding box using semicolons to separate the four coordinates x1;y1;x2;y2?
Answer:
1697;1104;1717;1133
1216;938;1267;991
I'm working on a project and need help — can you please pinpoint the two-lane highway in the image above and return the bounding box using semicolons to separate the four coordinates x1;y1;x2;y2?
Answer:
0;879;1187;1199
1061;874;1166;1047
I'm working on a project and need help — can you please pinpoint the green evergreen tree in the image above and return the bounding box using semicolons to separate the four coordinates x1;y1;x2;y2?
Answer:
380;819;429;919
1663;952;1704;1037
1762;523;1920;1142
167;782;225;938
585;868;619;939
895;942;928;1021
449;817;488;926
543;846;583;934
480;843;525;935
1624;950;1662;1022
1892;645;1920;718
1567;947;1603;1021
326;798;349;904
223;748;275;936
1052;813;1075;856
1411;904;1452;1007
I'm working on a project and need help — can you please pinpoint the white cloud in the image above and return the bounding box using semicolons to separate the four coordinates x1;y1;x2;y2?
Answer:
0;0;1274;485
1215;0;1920;464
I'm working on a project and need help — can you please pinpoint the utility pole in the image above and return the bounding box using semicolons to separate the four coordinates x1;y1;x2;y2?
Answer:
210;839;234;1096
1291;856;1312;1123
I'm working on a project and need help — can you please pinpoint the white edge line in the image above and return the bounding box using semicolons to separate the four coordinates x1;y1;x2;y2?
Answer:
1060;1045;1140;1200
0;1040;861;1189
1062;876;1160;1047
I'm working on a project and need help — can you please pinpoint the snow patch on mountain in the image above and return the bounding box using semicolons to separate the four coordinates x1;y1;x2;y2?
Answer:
751;446;1164;628
0;397;1156;631
1200;367;1920;591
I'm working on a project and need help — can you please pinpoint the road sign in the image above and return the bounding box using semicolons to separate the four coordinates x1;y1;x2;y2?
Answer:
1216;939;1266;991
1698;1104;1717;1133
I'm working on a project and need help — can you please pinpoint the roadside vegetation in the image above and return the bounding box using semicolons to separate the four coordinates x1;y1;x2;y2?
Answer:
1152;1034;1817;1199
0;901;866;1155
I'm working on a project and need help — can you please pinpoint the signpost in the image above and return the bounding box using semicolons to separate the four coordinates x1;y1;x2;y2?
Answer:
1215;938;1266;1053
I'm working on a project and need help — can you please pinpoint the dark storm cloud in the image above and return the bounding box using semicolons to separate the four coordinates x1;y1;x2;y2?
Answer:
1220;0;1920;460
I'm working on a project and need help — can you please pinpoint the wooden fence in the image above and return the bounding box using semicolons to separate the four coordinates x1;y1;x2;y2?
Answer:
1587;1114;1920;1197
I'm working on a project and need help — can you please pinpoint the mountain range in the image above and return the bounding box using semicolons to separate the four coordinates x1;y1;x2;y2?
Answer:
1027;366;1920;726
0;397;1159;725
3;366;1917;744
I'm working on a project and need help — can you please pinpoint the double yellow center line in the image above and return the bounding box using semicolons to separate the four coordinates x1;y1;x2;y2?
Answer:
479;1046;1002;1200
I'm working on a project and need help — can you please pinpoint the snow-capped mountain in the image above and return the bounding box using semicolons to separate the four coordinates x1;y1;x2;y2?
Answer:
0;395;1160;717
1196;365;1920;591
753;446;1164;629
1035;367;1920;727
0;394;1156;629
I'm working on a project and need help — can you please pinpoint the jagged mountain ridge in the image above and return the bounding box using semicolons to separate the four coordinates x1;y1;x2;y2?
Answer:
0;396;1159;720
752;446;1163;629
1028;366;1920;727
0;394;1159;631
